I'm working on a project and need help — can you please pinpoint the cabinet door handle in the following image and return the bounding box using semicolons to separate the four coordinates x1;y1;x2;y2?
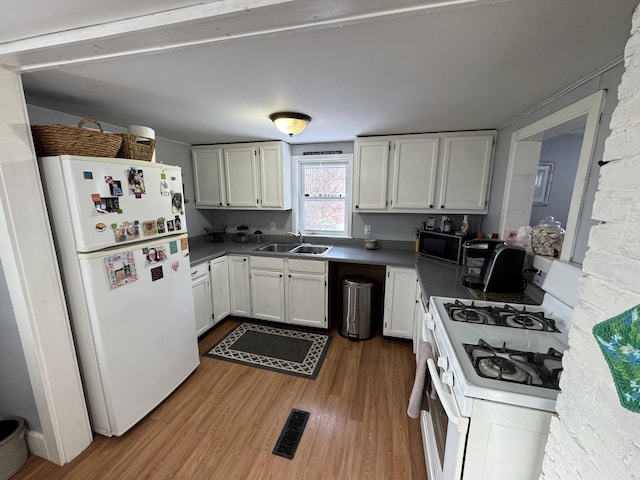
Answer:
279;274;283;278
288;274;291;278
355;205;359;209
243;258;246;262
430;204;434;208
441;205;445;208
219;202;223;206
191;270;198;276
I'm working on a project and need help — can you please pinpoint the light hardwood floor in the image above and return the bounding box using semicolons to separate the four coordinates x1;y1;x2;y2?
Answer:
14;319;427;479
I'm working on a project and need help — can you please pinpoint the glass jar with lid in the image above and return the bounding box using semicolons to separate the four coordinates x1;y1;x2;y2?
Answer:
531;216;565;257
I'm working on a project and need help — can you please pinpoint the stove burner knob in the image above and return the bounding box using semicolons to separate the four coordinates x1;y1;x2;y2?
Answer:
442;371;454;388
437;356;448;370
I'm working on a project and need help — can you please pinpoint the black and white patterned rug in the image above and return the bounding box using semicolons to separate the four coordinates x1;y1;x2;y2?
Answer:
204;322;332;379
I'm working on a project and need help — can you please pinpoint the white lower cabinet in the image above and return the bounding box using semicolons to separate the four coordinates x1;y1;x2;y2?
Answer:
210;255;231;324
228;255;251;317
286;258;327;328
250;257;286;323
249;256;327;327
383;266;419;339
191;263;213;337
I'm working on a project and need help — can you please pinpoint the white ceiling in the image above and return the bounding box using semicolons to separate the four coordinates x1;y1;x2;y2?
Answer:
2;0;637;145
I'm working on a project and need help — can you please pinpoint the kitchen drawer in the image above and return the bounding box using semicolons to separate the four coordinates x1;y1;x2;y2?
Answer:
190;262;208;278
250;256;285;270
287;258;326;274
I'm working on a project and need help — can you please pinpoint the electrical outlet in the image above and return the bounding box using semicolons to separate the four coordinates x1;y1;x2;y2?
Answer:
270;221;276;231
364;225;371;235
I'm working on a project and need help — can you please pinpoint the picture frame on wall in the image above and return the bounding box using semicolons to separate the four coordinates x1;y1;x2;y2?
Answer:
533;162;554;206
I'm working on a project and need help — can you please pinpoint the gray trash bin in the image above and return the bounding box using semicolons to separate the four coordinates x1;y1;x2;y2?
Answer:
340;276;375;340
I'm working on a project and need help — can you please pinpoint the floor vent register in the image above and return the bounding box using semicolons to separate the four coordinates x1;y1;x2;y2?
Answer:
272;409;310;460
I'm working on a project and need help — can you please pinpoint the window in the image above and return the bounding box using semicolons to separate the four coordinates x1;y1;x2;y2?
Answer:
294;154;352;238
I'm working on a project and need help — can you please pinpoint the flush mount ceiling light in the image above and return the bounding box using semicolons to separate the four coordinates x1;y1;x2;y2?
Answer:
269;112;311;137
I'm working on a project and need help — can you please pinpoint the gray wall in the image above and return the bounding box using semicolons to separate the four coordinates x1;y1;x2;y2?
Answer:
484;62;624;264
0;261;41;430
529;133;583;227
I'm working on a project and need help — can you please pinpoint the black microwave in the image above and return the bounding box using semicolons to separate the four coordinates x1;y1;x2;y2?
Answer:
418;230;470;264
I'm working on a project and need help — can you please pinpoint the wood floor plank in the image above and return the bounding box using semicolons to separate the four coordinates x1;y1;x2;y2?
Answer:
13;318;427;479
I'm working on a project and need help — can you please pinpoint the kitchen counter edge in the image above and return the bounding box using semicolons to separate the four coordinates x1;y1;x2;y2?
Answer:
189;236;474;299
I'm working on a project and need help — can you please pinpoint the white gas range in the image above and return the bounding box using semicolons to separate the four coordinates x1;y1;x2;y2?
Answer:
418;260;581;480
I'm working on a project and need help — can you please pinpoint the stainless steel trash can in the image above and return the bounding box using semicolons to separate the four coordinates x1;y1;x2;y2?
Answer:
341;276;375;340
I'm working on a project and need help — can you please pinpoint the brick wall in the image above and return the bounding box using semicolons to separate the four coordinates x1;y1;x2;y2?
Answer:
540;4;640;478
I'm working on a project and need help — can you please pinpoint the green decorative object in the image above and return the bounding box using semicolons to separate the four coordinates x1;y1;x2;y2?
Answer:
593;304;640;413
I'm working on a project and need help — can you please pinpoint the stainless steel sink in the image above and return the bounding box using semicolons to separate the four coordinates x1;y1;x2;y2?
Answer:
255;243;297;252
290;244;332;255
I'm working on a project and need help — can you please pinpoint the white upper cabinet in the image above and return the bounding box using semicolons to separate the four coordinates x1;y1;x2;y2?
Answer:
353;139;390;210
224;145;259;207
192;146;226;208
192;141;291;210
353;131;495;213
438;134;494;211
391;137;439;210
257;142;291;209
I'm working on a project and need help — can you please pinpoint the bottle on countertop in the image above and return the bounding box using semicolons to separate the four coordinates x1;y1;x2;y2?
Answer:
415;230;419;252
441;216;452;233
460;215;469;235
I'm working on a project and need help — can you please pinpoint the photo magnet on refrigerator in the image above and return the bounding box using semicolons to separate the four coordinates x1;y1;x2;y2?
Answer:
171;192;183;213
142;220;157;236
143;245;167;266
127;167;146;195
160;179;170;196
110;181;123;196
125;221;140;240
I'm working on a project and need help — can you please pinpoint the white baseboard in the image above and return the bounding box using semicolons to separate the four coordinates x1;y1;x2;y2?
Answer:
25;430;59;465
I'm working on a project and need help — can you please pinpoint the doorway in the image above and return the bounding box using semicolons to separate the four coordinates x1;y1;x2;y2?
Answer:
498;90;605;263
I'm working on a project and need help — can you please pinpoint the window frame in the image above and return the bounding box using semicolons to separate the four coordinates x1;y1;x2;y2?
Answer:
292;154;353;239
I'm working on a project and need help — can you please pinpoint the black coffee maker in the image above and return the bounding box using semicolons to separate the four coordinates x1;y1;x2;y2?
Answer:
463;240;526;293
462;238;504;289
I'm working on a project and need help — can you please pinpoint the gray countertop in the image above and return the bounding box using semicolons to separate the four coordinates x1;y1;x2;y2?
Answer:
415;256;472;299
188;235;536;303
188;235;418;268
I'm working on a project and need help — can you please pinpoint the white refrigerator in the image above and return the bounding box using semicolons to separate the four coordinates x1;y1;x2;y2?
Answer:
38;155;199;437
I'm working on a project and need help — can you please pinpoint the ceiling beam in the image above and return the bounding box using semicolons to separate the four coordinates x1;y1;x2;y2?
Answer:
0;0;504;72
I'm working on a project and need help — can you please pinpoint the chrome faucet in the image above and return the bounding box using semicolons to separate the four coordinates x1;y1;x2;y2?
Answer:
287;230;304;245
